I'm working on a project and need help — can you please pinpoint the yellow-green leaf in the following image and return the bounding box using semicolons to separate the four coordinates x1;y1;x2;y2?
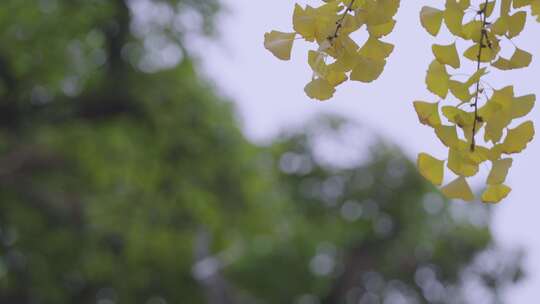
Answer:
510;94;535;119
264;31;296;61
441;177;475;201
420;6;444;36
367;19;396;38
418;153;445;185
357;37;394;61
482;184;511;203
492;48;532;70
350;56;386;83
444;0;464;37
508;11;527;38
432;43;461;68
435;125;460;148
487;158;513;185
304;78;335;101
414;101;441;127
426;60;450;98
448;148;479;177
500;121;535;153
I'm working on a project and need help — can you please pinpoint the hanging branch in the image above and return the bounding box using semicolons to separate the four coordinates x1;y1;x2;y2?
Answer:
328;0;357;44
470;0;492;152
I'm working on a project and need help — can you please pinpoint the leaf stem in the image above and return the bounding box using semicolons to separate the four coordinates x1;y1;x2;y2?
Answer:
470;0;491;152
328;0;356;44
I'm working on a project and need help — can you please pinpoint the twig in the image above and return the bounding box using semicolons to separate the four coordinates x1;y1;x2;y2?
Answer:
470;0;491;152
328;0;357;44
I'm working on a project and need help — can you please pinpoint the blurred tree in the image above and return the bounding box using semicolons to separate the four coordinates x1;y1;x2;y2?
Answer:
0;1;523;304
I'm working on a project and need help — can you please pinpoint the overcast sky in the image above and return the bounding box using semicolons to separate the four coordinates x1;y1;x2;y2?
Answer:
197;1;540;302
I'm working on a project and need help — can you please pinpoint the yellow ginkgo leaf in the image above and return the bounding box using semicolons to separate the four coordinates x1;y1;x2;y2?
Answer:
420;6;444;36
507;11;527;38
481;1;496;17
487;158;513;185
426;60;450;98
308;50;328;77
482;184;511;203
462;20;483;41
464;43;498;63
442;106;474;126
367;19;396;38
492;48;532;70
304;78;335;101
357;37;394;61
484;115;511;143
510;94;535;119
263;31;296;61
435;125;460;148
500;121;535;153
350;56;386;83
444;0;464;37
413;101;441;127
449;80;472;102
448;148;479;177
418;153;445;185
292;4;316;41
432;43;461;68
465;67;488;87
513;0;533;9
441;177;475;201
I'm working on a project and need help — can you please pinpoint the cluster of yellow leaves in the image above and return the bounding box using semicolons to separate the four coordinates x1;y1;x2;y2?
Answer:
264;0;400;100
414;0;536;203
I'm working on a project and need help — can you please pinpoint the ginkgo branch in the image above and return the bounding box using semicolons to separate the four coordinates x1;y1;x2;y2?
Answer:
328;0;356;43
470;0;491;152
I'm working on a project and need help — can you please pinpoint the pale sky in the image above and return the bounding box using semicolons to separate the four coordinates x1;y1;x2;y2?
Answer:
197;1;540;302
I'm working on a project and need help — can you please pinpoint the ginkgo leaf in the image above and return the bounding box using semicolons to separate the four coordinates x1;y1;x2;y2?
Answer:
264;31;296;61
462;20;483;41
435;125;460;148
444;0;464;37
293;4;316;41
500;121;535;153
507;11;527;38
449;80;472;102
442;106;474;126
448;148;479;177
492;48;532;70
510;94;535;118
441;177;475;201
418;153;445;185
326;69;348;86
350;56;386;83
484;115;511;143
426;60;450;98
482;184;511;203
513;0;533;9
432;43;461;68
357;37;394;61
367;19;396;37
414;101;441;127
420;6;444;36
304;78;335;101
491;16;509;35
465;67;488;87
487;158;513;185
308;50;328;77
464;43;498;63
481;1;496;17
